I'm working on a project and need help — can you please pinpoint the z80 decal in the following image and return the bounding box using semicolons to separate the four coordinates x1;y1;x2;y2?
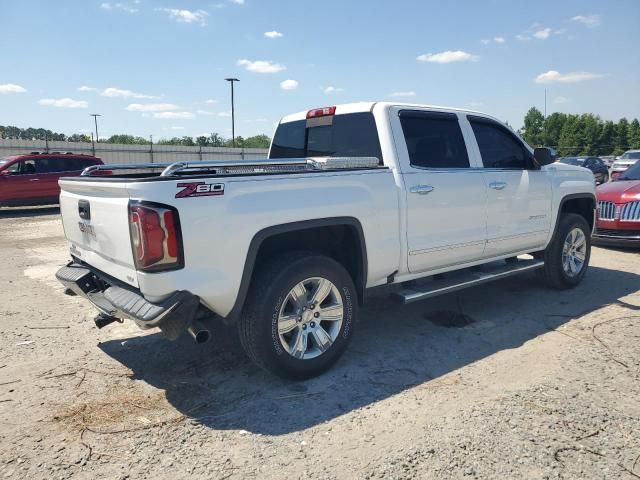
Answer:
175;182;225;198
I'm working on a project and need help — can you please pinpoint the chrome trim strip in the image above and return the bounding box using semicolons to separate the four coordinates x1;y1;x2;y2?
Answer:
398;260;545;304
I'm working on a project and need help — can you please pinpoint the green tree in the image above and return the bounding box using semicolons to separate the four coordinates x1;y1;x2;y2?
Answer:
613;118;629;155
521;107;545;146
196;136;210;147
557;115;581;156
105;134;149;145
243;134;271;148
597;121;616;155
542;112;567;148
209;133;225;147
628;118;640;149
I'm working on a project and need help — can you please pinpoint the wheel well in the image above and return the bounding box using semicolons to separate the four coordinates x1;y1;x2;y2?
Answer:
561;196;595;232
254;224;365;303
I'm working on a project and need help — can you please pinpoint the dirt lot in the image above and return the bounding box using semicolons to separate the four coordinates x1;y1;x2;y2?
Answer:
0;207;638;480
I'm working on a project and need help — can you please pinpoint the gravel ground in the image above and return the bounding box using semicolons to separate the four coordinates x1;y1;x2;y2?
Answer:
0;206;639;480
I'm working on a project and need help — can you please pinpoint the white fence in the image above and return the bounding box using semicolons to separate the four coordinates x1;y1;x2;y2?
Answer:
0;139;269;164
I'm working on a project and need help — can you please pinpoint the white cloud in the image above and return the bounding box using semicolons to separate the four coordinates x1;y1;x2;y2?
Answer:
237;59;286;73
77;85;98;92
324;86;344;94
125;103;179;112
481;39;490;45
417;50;479;63
482;37;505;45
158;8;208;26
39;98;88;109
0;83;27;94
280;79;298;91
571;14;601;28
533;28;552;39
169;126;185;130
389;91;416;97
218;111;232;117
196;109;215;115
153;111;194;119
493;36;505;43
100;2;138;13
205;99;217;105
535;70;604;84
554;96;570;104
516;34;531;41
229;0;244;4
264;30;283;39
101;87;155;99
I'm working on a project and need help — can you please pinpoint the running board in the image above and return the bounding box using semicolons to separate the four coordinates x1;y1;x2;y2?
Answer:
394;259;544;304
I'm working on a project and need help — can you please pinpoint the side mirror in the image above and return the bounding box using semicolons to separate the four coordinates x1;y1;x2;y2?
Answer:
533;147;556;167
0;170;10;176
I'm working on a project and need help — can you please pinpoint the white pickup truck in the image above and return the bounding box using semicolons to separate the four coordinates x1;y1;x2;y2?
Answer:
56;102;596;379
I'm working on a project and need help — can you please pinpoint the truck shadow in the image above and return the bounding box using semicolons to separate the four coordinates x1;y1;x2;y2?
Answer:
99;265;640;436
0;205;60;218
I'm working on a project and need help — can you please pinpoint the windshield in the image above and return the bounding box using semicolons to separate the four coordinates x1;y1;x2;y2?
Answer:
619;160;640;181
560;157;584;166
620;152;640;160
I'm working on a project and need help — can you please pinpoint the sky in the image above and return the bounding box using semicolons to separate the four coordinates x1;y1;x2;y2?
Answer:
0;0;639;141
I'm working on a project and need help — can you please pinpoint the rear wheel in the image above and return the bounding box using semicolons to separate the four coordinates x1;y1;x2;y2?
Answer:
537;213;591;289
238;253;357;380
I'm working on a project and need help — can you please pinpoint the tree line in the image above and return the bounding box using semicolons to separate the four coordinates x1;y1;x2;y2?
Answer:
0;126;271;149
520;107;640;157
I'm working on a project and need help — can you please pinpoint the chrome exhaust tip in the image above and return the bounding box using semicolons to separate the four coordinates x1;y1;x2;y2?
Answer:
187;321;210;344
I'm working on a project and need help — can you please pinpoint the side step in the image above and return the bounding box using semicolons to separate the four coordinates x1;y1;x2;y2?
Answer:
394;259;544;304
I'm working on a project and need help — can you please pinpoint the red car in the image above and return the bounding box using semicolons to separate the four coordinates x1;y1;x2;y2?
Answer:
594;159;640;247
0;153;103;207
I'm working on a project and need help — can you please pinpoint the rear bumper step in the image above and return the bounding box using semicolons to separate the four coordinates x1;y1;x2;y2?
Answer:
394;259;544;304
55;263;200;340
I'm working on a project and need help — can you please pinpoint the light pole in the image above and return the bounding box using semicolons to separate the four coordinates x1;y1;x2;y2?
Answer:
90;113;102;142
225;78;239;147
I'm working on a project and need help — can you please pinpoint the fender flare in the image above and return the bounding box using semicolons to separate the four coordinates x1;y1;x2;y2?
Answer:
553;192;597;237
223;217;368;322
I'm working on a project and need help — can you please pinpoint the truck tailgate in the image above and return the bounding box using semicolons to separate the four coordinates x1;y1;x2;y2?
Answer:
59;179;138;287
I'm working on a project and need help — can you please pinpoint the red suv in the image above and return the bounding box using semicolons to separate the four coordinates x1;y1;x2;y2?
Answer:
0;153;103;207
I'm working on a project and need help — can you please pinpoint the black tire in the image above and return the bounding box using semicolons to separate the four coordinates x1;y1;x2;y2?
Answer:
536;213;591;289
238;252;357;380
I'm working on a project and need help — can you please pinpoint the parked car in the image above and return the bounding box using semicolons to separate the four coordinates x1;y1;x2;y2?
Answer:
611;150;640;180
594;159;640;247
55;102;595;379
0;152;103;207
600;155;616;167
559;156;609;184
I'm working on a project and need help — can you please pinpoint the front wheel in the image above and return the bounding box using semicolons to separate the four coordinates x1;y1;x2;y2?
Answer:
238;253;357;380
537;213;591;289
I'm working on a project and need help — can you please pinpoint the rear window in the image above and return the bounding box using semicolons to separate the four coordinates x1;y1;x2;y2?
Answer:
269;112;383;162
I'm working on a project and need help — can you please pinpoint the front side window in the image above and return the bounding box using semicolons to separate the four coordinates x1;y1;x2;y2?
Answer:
399;111;470;169
469;116;531;169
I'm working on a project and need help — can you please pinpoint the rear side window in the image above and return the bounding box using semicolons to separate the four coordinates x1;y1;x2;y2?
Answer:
468;117;531;169
270;112;383;162
399;111;469;169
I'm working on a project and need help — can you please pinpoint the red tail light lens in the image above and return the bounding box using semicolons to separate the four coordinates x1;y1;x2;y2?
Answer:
129;202;183;272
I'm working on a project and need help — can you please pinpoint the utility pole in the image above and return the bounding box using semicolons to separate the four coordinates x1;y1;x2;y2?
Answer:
225;78;240;147
90;113;102;142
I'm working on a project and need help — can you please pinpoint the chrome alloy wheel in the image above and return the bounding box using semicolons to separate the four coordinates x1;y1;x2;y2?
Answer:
562;227;587;277
277;277;344;360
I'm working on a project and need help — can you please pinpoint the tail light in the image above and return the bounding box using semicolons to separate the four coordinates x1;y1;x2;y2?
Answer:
129;202;183;272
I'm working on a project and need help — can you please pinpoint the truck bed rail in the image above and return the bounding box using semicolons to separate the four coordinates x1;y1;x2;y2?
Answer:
81;157;382;177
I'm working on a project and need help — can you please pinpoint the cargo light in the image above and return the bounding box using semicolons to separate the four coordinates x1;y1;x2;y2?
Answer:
129;202;183;272
306;106;336;119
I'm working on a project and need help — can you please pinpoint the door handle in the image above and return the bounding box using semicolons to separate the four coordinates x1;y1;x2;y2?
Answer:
29;178;40;182
410;185;435;195
489;181;507;190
